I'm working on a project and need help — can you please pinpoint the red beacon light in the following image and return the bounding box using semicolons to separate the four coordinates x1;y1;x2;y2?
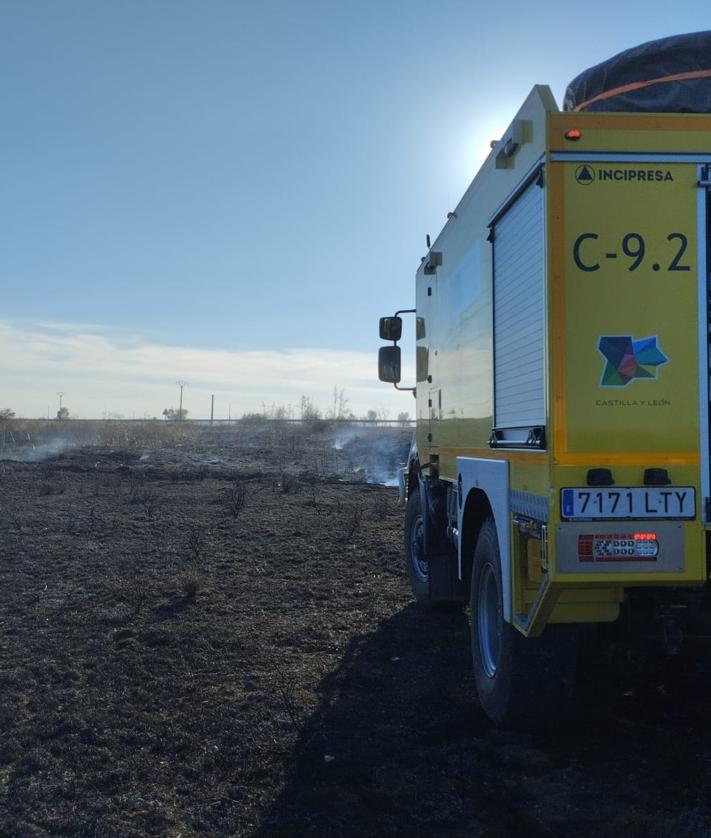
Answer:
564;128;582;141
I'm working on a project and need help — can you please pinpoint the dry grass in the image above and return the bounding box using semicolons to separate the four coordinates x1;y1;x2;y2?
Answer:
226;480;246;518
179;568;204;600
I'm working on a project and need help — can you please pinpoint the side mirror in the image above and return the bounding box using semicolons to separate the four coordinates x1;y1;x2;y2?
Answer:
378;346;401;383
379;316;402;342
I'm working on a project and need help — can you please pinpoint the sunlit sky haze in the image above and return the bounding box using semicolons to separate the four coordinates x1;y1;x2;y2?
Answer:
2;1;709;418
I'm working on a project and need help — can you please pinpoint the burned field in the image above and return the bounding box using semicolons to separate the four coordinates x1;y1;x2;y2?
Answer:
2;421;711;837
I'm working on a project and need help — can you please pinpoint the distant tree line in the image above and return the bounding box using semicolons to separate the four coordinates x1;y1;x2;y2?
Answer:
0;389;412;425
239;391;410;425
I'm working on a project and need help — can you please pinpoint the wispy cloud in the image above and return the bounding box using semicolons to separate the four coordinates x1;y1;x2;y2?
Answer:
0;319;412;420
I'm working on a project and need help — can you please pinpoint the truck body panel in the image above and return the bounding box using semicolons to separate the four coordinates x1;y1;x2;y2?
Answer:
415;85;557;467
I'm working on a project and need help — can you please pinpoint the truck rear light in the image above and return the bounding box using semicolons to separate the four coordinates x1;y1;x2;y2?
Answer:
578;532;659;562
564;128;582;140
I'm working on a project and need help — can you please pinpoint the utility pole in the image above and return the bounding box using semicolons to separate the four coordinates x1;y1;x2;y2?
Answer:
56;392;65;418
210;394;214;424
176;381;187;420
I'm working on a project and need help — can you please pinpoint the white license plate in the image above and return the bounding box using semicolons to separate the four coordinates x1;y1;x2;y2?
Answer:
561;487;695;520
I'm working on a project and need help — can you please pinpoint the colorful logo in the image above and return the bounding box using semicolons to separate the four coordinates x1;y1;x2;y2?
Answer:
598;335;668;387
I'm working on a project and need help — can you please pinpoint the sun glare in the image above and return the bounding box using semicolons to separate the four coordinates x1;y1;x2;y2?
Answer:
449;108;517;191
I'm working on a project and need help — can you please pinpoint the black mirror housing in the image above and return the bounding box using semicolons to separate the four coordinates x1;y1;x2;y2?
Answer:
378;346;401;383
379;316;402;342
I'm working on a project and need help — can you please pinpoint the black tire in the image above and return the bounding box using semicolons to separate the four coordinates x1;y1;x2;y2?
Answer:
470;518;577;730
404;490;431;605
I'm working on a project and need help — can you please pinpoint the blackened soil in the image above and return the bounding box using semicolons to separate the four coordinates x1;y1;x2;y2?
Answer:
2;424;711;837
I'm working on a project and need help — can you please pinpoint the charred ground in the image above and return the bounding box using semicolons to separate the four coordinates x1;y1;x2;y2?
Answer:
1;421;711;837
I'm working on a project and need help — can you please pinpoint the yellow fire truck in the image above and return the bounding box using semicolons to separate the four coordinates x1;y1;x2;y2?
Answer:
379;32;711;727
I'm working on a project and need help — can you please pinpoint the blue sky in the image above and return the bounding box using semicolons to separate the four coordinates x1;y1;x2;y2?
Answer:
1;1;708;418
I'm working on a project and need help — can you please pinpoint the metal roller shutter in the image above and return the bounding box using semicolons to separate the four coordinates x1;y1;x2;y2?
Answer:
493;179;545;434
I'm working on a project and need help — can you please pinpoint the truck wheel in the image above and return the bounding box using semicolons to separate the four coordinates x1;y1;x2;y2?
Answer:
470;518;577;729
404;490;431;605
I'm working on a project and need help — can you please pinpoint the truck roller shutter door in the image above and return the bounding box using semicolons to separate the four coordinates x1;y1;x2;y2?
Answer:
492;178;545;440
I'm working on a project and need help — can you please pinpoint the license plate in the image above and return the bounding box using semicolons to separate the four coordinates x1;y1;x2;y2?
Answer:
560;487;695;520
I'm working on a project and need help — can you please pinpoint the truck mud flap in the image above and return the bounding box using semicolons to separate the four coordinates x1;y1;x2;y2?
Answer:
427;552;468;603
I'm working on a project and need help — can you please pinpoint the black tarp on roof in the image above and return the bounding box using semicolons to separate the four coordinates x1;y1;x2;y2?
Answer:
563;31;711;113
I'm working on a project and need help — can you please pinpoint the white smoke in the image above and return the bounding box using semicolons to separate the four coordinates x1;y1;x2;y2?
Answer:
331;426;360;451
329;425;411;486
0;435;74;463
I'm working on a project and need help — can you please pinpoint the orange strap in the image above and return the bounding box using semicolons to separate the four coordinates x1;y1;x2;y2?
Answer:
574;68;711;112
